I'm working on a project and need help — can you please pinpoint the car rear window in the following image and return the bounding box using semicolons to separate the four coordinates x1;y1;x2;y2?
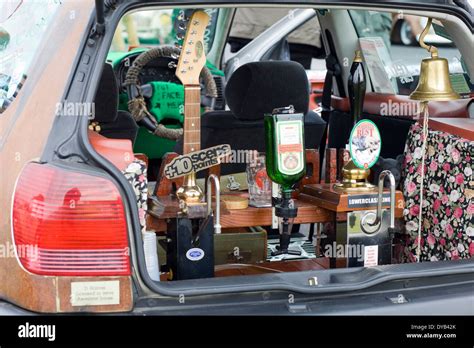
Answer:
111;8;219;53
0;0;60;114
349;10;474;96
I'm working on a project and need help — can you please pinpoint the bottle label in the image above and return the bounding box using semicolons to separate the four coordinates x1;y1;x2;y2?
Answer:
275;120;304;175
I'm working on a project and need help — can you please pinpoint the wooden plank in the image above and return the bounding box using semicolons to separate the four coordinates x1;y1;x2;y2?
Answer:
301;149;320;185
214;258;329;277
148;194;334;231
325;148;337;183
429;118;474;141
154;152;184;196
301;183;405;217
219;199;334;228
146;215;167;233
207;162;221;178
134;153;148;167
338;148;350;180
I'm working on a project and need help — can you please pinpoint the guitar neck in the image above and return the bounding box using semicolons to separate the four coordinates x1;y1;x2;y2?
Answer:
182;85;201;154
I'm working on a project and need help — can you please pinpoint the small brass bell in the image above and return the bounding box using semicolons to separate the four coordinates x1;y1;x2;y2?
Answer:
410;18;460;102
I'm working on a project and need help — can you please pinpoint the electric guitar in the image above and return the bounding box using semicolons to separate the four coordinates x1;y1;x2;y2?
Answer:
174;10;210;204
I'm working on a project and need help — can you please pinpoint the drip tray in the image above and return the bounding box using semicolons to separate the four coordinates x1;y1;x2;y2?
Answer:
267;237;316;262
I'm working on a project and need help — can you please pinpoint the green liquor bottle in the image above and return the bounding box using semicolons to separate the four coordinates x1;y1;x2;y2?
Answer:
264;106;305;256
264;106;306;196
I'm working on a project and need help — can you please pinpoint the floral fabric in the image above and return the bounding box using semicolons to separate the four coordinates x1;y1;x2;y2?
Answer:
122;159;148;233
400;123;474;262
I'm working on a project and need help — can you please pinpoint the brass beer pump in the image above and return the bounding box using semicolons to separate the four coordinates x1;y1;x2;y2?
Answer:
176;172;204;204
334;50;375;192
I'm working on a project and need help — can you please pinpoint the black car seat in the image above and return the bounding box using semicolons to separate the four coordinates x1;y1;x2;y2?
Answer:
92;63;138;144
199;60;326;175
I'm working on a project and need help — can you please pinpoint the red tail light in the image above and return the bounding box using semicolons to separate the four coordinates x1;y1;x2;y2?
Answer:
12;163;131;276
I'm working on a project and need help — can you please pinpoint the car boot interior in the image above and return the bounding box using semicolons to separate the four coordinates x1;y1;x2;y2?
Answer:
87;5;473;283
4;0;474;319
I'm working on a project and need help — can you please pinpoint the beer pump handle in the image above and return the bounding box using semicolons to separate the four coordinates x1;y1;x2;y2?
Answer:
348;50;366;126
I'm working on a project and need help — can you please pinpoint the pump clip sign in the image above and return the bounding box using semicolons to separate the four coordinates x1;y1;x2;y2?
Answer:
164;144;231;179
349;120;381;169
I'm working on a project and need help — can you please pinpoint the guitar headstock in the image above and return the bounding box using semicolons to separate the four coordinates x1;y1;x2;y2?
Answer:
175;10;210;86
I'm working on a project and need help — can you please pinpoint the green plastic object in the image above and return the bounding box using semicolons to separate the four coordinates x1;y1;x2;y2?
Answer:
206;60;225;76
134;81;184;159
148;81;184;123
107;48;147;67
106;50;223;159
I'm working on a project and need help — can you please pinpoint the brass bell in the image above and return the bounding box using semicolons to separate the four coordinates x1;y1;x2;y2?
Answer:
410;18;460;102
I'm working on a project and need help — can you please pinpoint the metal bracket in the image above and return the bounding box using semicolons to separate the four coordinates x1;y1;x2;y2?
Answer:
207;174;221;234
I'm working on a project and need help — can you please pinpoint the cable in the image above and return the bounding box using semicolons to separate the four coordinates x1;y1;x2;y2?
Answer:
215;264;284;273
416;102;429;262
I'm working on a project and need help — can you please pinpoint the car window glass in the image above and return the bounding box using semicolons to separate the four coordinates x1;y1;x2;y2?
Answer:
349;10;473;96
230;8;322;48
111;8;219;54
0;0;60;114
224;8;324;71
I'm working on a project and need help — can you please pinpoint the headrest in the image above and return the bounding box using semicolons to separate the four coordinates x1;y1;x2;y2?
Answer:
225;61;309;120
93;63;118;123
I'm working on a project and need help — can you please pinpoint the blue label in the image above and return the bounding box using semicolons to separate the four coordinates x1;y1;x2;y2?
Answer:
186;248;205;261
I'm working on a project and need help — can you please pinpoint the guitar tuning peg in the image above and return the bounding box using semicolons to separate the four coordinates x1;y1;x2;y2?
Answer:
170;53;179;60
168;61;177;69
176;32;184;40
178;22;187;31
174;42;182;50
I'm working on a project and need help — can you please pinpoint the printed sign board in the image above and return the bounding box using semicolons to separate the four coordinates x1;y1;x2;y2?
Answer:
164;144;231;179
349;120;381;170
71;281;120;307
347;193;391;209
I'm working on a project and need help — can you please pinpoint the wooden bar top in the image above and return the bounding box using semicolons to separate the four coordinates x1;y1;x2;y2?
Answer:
214;258;329;277
301;183;404;218
219;194;334;229
429;118;474;141
158;258;330;280
147;193;334;232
